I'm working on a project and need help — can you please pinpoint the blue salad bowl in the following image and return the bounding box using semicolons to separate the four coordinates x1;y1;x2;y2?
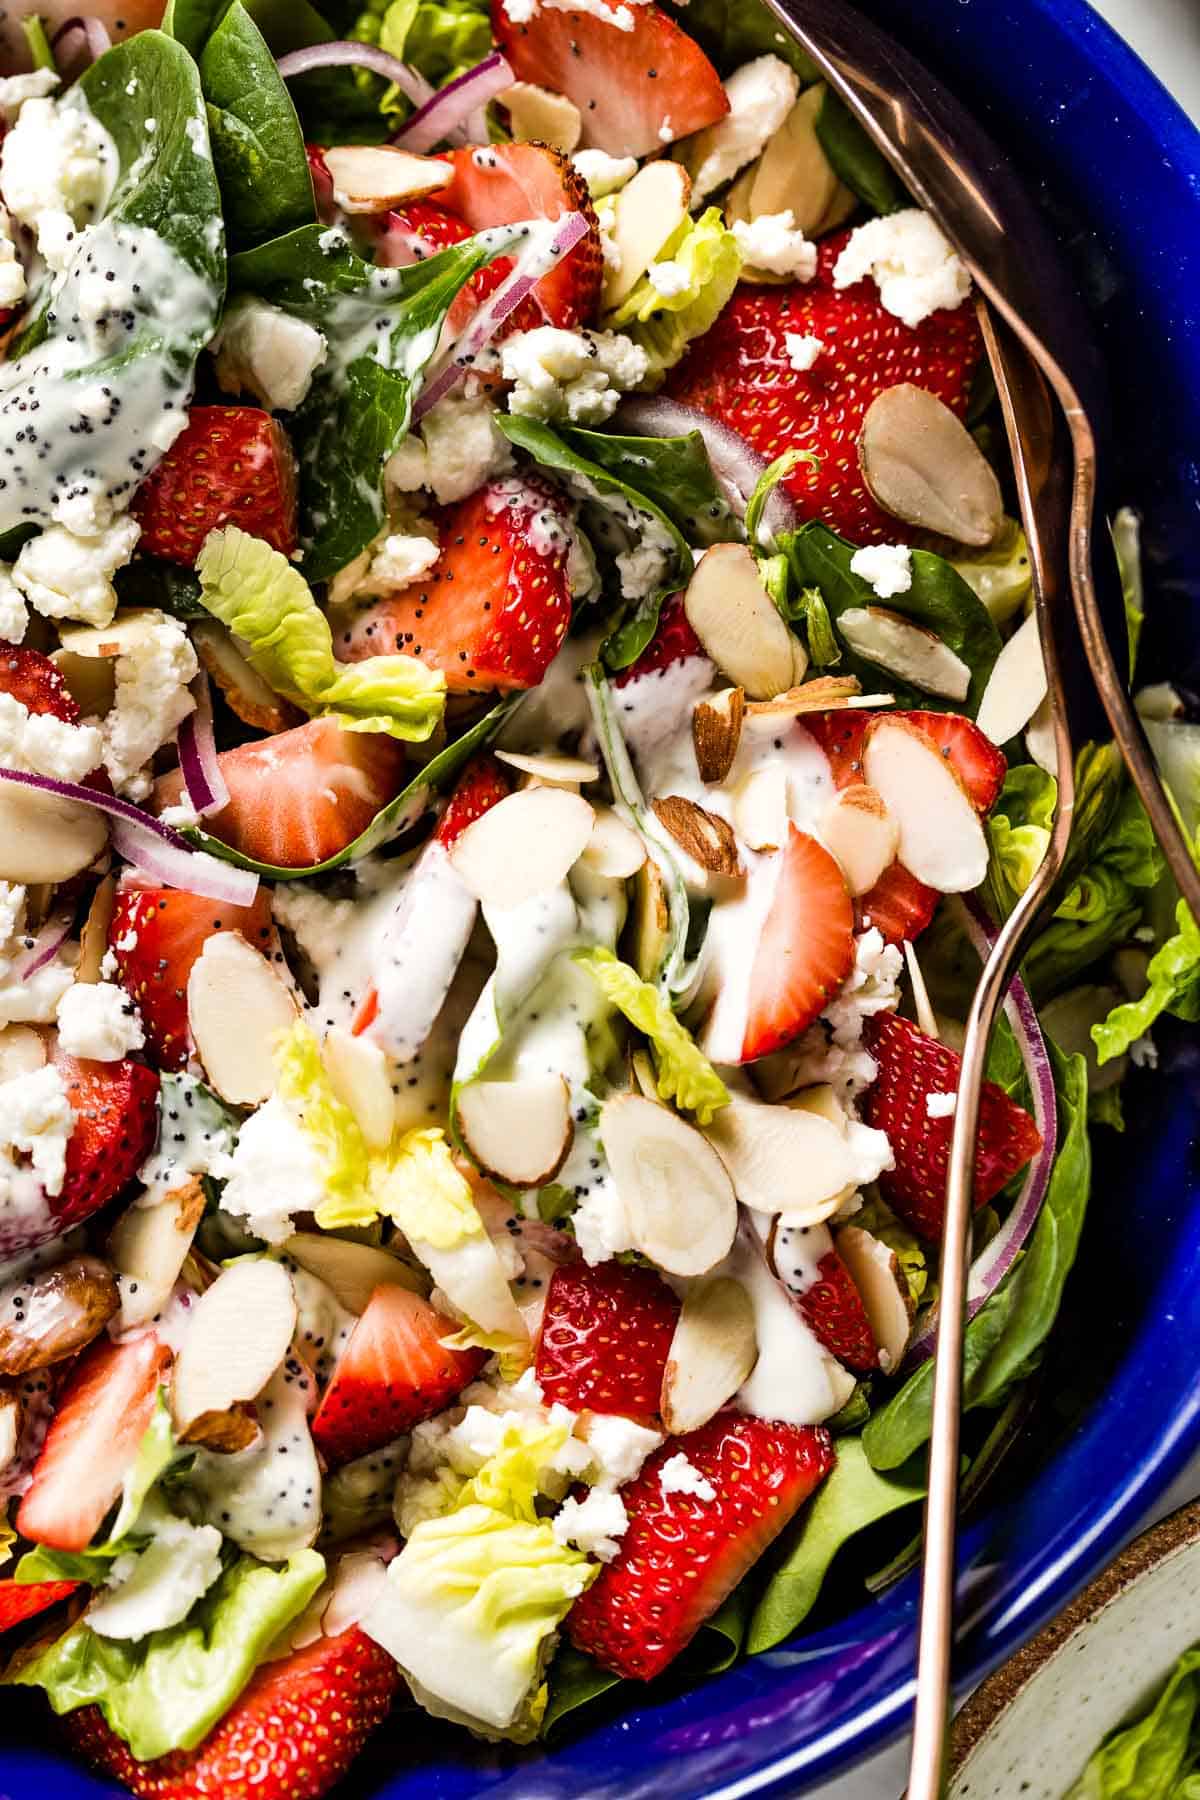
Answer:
3;1;1199;1795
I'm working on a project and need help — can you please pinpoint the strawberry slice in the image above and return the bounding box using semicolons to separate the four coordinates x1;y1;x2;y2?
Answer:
567;1413;835;1679
771;1228;879;1375
340;478;573;695
155;717;407;870
132;406;299;566
863;1012;1042;1240
666;236;983;542
434;752;512;849
109;882;275;1069
65;1624;401;1800
0;1578;79;1633
900;709;1007;813
371;197;538;343
17;1332;171;1552
858;861;940;946
535;1260;680;1420
438;142;602;329
312;1284;486;1468
805;709;870;790
0;642;80;723
492;0;729;159
610;592;707;687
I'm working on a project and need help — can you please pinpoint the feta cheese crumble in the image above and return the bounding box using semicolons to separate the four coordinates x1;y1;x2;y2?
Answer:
0;1063;75;1199
785;332;825;371
578;1411;663;1489
0;566;27;644
211;295;328;413
686;56;800;204
56;980;145;1061
13;515;141;628
732;210;817;281
925;1089;957;1119
217;1093;327;1245
646;259;691;299
552;1487;629;1561
832;207;971;329
0;91;116;274
0;69;60;120
572;150;638;199
501;326;649;427
0;878;77;1027
98;609;198;799
0;690;101;784
658;1451;717;1503
407;389;514;505
89;1513;224;1641
849;542;913;600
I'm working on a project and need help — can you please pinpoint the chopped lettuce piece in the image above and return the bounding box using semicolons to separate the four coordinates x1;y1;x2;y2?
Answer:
1111;504;1144;681
851;1194;929;1306
196;525;445;741
1092;897;1200;1065
275;1020;370;1223
1066;1643;1200;1798
375;1127;484;1249
948;517;1032;625
574;948;729;1123
984;762;1056;918
603;208;742;384
377;0;492;87
0;1505;14;1571
7;1550;325;1761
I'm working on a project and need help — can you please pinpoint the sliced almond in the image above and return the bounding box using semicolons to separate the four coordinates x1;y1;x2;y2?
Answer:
171;1258;297;1435
819;783;898;895
692;687;745;784
108;1177;206;1333
456;1075;573;1188
0;786;108;885
705;1093;858;1219
57;608;164;659
501;81;582;153
583;807;646;879
684;543;806;700
495;749;600;785
321;1026;395;1151
0;1024;46;1081
744;674;868;719
600;1092;737;1277
0;1387;19;1475
51;648;115;717
283;1232;421;1314
0;1254;119;1376
732;765;788;853
324;145;453;212
1025;692;1057;774
903;941;939;1040
322;1548;392;1639
785;1084;847;1131
729;86;855;244
836;1226;914;1371
975;610;1047;746
629;1047;662;1103
838;607;971;702
660;1276;758;1434
77;875;115;984
448;786;595;910
651;795;742;877
858;384;1003;546
862;716;988;892
178;1403;261;1453
626;855;670;980
601;160;692;312
193;621;302;733
186;931;300;1106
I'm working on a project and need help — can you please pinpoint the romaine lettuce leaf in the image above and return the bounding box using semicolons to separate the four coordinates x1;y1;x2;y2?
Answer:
1092;898;1200;1065
378;0;491;87
948;517;1033;625
375;1126;483;1248
1067;1643;1200;1797
196;526;445;740
604;208;742;384
573;947;729;1123
274;1019;370;1221
7;1550;325;1760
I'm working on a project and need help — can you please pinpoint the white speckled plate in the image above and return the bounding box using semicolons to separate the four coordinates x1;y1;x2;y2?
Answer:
948;1499;1200;1798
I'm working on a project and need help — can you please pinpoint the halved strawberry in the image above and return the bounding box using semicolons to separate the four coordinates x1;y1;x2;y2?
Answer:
863;1012;1042;1240
0;1578;80;1633
312;1284;486;1468
535;1260;680;1420
666;236;983;542
109;882;275;1069
154;717;407;870
434;752;512;849
492;0;729;159
17;1332;171;1552
773;1229;878;1374
65;1624;401;1800
340;478;573;695
0;642;80;723
567;1413;835;1679
132;406;299;566
611;592;707;687
438;142;602;329
804;709;870;790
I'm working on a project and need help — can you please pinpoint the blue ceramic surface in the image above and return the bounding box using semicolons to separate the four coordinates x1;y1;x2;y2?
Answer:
3;3;1199;1795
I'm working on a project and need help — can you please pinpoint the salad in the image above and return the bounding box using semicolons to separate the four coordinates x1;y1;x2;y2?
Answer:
0;0;1194;1792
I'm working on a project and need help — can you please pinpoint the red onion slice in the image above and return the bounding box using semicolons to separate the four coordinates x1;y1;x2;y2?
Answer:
0;767;258;906
51;16;111;75
176;674;229;820
391;52;514;153
412;209;589;420
276;42;433;110
12;907;75;982
613;396;801;540
902;894;1059;1368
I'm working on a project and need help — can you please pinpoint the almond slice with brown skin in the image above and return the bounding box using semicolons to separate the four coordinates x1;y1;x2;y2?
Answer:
974;610;1047;746
743;674;870;719
187;930;300;1106
495;749;600;786
448;786;595;910
858;382;1003;546
321;1027;395;1151
0;1024;46;1081
903;941;940;1040
283;1233;422;1313
705;1093;857;1218
193;620;303;733
77;875;115;984
732;764;788;853
660;1275;758;1434
501;81;582;153
692;686;745;784
835;1226;915;1372
600;1093;737;1277
179;1404;261;1453
456;1075;574;1188
109;1177;206;1333
324;145;453;212
861;715;989;892
651;795;742;877
819;783;899;895
626;856;670;980
0;1388;19;1476
0;1255;119;1376
837;607;971;702
171;1258;298;1438
684;543;807;698
601;160;692;312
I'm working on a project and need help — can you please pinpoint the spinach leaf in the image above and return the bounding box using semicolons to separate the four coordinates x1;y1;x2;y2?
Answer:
678;0;819;82
563;428;740;548
199;2;315;250
232;224;521;580
185;695;517;878
114;558;205;618
162;0;235;56
781;522;1001;715
541;1599;746;1739
815;88;907;217
496;415;693;668
864;1044;1089;1470
746;1438;923;1653
245;0;397;145
542;1646;622;1737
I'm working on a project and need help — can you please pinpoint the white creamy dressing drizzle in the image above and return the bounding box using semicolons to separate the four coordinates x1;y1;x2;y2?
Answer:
725;1224;853;1426
367;843;478;1063
183;1355;322;1562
